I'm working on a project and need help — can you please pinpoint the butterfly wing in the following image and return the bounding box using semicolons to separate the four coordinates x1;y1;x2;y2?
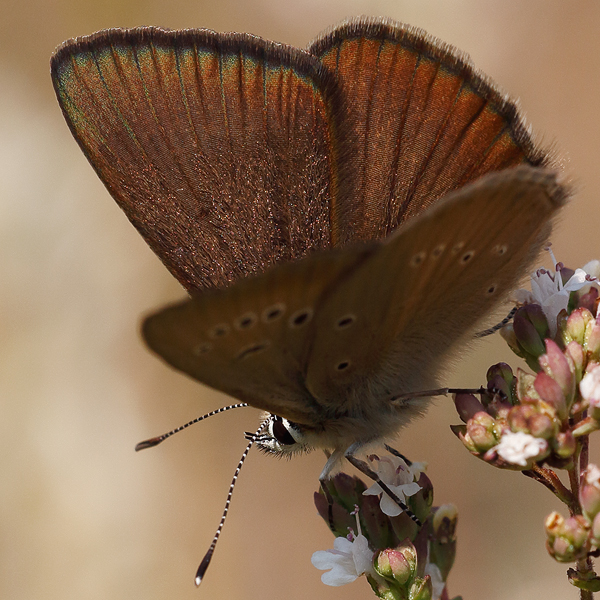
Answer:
309;17;549;245
142;242;376;426
304;166;567;409
51;28;349;292
143;167;566;427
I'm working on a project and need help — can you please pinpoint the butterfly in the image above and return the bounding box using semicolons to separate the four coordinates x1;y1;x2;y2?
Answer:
51;14;565;521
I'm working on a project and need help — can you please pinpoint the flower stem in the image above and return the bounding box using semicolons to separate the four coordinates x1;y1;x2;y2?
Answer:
523;465;575;506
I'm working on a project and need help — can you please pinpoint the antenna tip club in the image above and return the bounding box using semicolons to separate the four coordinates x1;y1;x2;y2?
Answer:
134;436;163;451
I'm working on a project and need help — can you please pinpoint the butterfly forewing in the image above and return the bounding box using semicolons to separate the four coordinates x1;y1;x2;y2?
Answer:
142;242;376;426
304;167;565;407
309;18;548;245
51;28;348;292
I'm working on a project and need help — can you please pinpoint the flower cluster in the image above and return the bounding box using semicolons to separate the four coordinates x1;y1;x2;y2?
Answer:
452;255;600;591
312;453;457;600
453;257;600;469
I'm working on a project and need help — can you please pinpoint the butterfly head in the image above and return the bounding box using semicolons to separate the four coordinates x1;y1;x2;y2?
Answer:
251;414;314;457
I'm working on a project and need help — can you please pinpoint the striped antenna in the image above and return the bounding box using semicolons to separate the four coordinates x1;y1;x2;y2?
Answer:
195;421;264;585
135;403;249;451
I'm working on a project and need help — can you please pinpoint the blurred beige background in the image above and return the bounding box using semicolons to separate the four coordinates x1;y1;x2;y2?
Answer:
2;1;600;599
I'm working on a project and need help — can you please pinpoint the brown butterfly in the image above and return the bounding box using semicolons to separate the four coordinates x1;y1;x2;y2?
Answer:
51;15;566;580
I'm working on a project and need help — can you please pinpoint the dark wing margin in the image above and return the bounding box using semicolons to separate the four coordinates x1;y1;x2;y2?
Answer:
309;17;553;245
51;27;351;292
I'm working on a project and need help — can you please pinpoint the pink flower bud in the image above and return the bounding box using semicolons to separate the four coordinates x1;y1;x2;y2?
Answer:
538;339;575;405
375;547;413;584
534;372;567;420
565;341;585;382
580;464;600;519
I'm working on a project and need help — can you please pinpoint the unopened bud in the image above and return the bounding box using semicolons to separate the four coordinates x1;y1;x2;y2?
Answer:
375;547;413;585
586;318;600;360
534;372;567;421
538;339;575;407
578;287;599;314
430;505;458;579
486;363;515;404
592;512;600;547
409;576;433;600
466;412;499;452
580;366;600;420
513;306;546;357
564;308;593;345
454;393;485;423
545;512;590;562
528;413;556;439
580;464;600;520
565;341;585;383
500;323;522;356
552;431;576;459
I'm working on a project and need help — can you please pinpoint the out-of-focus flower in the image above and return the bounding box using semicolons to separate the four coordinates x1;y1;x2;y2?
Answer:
494;431;548;467
363;455;424;517
580;366;600;411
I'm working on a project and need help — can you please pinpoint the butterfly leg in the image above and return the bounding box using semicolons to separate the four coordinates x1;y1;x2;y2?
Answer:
343;442;422;526
318;449;345;531
383;443;412;465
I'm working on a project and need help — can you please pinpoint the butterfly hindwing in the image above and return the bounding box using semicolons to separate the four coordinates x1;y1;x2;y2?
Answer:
142;242;376;426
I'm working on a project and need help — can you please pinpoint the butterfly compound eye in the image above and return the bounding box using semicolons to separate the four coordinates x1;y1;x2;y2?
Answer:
271;417;297;446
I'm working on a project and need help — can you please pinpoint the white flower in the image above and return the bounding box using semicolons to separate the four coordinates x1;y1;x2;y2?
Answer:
580;260;600;296
583;463;600;489
580;366;600;408
514;250;599;336
311;533;375;586
424;562;445;600
363;454;425;517
495;431;548;466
